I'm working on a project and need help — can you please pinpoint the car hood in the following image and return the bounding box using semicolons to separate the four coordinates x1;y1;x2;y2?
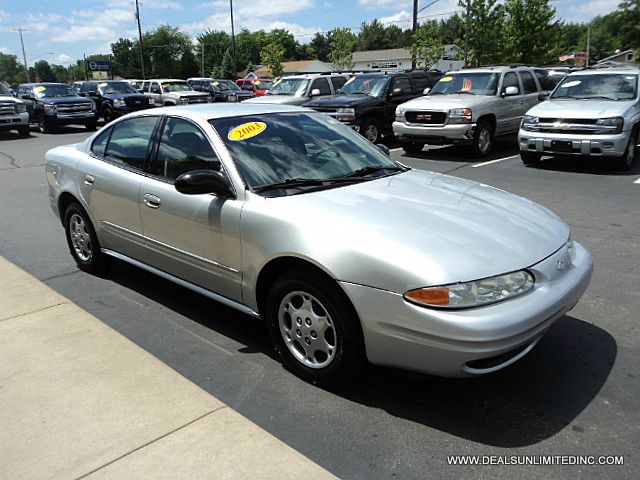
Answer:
244;169;569;293
304;94;379;108
245;95;307;105
400;94;495;110
527;99;633;118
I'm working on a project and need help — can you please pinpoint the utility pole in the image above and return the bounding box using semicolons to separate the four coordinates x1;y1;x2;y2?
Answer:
411;0;418;70
135;0;146;79
14;27;30;83
201;40;205;77
230;0;237;80
464;0;470;67
586;24;591;68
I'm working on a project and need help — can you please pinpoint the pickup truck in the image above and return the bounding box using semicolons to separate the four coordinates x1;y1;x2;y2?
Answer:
519;68;639;170
141;79;210;106
79;80;154;123
393;66;544;156
0;83;29;136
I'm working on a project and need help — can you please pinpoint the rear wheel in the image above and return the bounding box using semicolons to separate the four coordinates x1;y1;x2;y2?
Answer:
103;106;114;124
520;151;542;165
401;141;425;154
17;126;30;137
85;121;97;131
37;115;52;134
265;271;366;386
360;118;382;144
470;119;494;157
614;129;638;171
63;203;110;273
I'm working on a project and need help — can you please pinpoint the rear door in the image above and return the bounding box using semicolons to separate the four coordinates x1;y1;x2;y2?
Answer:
518;70;541;113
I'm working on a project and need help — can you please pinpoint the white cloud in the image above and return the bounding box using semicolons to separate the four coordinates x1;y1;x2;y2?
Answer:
0;46;13;55
0;9;11;23
52;54;74;65
358;0;402;6
559;0;620;22
378;10;412;28
110;0;183;9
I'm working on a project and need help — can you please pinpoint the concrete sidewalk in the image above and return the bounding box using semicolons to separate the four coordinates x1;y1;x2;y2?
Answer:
0;256;335;480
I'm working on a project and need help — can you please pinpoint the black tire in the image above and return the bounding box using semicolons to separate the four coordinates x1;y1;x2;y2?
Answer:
103;106;114;124
265;271;366;386
17;126;30;137
614;129;638;171
37;115;52;134
401;141;425;154
85;121;97;131
63;203;110;273
470;119;494;157
359;118;382;144
520;150;542;165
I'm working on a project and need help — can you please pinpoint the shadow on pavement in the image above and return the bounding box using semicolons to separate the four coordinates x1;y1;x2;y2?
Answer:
527;155;640;176
104;260;615;449
400;139;520;163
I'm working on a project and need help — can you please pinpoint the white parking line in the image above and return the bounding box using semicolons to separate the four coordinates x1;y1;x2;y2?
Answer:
471;155;519;168
389;147;403;153
634;177;640;184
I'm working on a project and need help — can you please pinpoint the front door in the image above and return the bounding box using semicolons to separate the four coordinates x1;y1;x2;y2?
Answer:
138;116;243;302
497;72;525;134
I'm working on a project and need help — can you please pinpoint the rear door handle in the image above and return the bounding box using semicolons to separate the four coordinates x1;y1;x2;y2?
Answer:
143;193;161;209
84;174;94;186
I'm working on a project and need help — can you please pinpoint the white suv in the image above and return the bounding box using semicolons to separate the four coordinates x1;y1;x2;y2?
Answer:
0;83;29;137
246;73;350;106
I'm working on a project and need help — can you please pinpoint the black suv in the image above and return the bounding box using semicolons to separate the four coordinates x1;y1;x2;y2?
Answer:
79;80;154;123
303;71;442;143
187;78;255;102
17;83;97;133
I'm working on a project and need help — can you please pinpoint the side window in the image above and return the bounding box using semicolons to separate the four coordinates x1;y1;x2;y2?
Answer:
192;81;201;91
91;127;111;157
519;71;537;94
391;77;411;95
242;82;254;91
151;82;161;94
104;116;158;170
331;76;348;91
410;75;430;93
142;81;150;93
502;72;520;93
311;77;331;95
80;83;91;94
150;117;221;181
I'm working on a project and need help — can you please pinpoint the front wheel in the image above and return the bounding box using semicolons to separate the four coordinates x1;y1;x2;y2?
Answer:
614;130;638;171
17;126;30;137
401;141;425;154
470;120;494;157
521;151;542;165
360;118;382;144
85;121;97;131
37;115;52;134
265;271;366;386
63;203;110;273
103;107;114;124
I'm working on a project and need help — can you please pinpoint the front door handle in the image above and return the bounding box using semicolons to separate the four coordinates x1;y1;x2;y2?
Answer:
143;193;161;209
84;174;94;186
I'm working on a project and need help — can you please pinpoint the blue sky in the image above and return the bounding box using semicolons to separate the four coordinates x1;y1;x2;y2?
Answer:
0;0;622;67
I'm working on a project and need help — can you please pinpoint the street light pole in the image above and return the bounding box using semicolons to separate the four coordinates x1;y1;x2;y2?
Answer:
14;27;30;83
230;0;237;80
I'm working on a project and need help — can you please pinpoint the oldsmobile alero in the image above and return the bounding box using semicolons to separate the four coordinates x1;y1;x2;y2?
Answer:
44;104;593;385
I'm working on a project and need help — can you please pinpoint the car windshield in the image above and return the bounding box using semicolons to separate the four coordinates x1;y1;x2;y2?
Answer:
267;78;310;96
551;73;638;100
254;80;273;90
99;82;138;94
210;112;402;194
340;76;390;96
161;82;192;92
0;84;9;96
211;80;238;91
430;73;500;95
34;84;78;98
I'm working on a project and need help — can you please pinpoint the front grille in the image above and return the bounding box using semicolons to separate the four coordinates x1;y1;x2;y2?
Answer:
310;107;337;113
57;103;92;113
540;118;597;125
405;111;447;124
124;97;149;109
187;96;208;104
0;103;16;115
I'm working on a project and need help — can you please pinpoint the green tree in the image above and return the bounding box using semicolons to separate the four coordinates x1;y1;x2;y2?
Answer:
144;24;194;78
358;19;388;51
503;0;559;65
51;64;69;83
460;0;506;66
111;38;136;78
34;60;55;82
0;53;28;86
180;48;199;78
261;42;285;77
266;29;297;60
383;25;409;49
310;33;331;61
328;28;357;71
409;22;445;70
440;14;466;47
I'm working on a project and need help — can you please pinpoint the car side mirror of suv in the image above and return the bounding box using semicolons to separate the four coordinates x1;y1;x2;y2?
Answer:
502;86;519;96
538;92;550;101
422;87;431;95
175;169;234;198
309;88;321;97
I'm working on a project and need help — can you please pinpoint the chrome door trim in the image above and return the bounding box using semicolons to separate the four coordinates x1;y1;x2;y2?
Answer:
101;248;259;318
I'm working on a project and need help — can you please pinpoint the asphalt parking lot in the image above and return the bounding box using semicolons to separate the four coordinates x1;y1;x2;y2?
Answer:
1;126;638;479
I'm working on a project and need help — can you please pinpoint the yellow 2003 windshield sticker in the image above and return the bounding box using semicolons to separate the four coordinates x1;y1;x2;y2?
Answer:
98;82;108;87
228;122;267;141
35;86;46;92
440;76;453;82
211;81;219;86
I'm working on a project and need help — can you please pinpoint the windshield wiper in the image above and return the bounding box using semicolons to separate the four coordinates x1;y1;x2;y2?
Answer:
253;177;363;193
341;165;406;178
454;90;477;95
580;95;620;101
346;91;368;95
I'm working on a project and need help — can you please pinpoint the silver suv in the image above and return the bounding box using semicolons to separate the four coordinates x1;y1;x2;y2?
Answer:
245;73;350;106
393;66;544;156
519;68;639;170
0;83;29;137
141;79;210;106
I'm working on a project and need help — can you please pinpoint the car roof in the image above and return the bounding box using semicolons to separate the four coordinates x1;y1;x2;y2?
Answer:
567;68;640;76
20;82;69;87
124;103;308;121
147;79;187;82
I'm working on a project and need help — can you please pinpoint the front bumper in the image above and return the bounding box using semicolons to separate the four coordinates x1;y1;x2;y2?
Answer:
0;112;29;130
518;128;629;157
49;112;98;125
393;121;476;145
340;241;593;377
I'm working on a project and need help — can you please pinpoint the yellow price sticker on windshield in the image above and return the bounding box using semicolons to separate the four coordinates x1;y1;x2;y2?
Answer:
440;76;453;82
98;82;108;87
561;80;581;88
35;86;46;92
254;80;261;85
272;79;282;87
211;81;219;86
228;122;267;141
162;83;170;87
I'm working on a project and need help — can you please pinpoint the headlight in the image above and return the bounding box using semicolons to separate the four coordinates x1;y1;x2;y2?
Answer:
448;107;472;124
44;104;57;114
15;103;27;113
179;97;188;104
148;98;155;105
395;106;406;120
521;115;540;130
404;270;534;309
113;99;126;107
595;117;623;133
337;108;355;114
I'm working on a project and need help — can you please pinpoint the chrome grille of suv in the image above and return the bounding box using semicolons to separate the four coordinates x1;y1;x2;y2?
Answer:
0;102;16;115
405;111;447;124
57;103;92;113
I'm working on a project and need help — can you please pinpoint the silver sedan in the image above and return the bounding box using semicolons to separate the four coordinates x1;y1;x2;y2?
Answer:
45;104;593;385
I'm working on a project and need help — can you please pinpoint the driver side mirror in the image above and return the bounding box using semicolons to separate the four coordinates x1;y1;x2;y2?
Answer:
309;88;321;97
175;169;234;198
502;86;519;96
422;87;431;95
538;91;550;101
